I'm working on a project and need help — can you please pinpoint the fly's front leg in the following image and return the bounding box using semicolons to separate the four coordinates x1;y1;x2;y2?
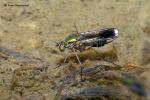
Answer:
56;53;71;68
63;54;69;63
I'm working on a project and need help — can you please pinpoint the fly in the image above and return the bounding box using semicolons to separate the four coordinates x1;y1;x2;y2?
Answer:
50;25;118;81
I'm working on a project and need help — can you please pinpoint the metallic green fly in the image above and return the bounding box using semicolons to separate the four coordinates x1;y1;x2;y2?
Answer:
52;27;118;81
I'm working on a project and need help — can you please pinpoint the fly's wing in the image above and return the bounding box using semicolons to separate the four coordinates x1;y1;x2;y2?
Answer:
78;28;118;47
79;28;118;40
79;38;106;47
79;30;100;39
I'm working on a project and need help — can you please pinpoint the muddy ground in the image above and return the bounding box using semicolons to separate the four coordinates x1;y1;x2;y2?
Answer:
0;0;150;100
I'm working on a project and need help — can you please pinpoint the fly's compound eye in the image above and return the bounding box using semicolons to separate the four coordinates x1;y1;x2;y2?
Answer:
56;43;59;46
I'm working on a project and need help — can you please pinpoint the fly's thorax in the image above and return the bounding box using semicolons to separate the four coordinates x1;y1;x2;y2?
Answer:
64;33;79;43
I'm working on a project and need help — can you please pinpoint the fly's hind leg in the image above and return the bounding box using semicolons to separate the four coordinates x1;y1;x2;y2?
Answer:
89;47;119;66
87;47;100;54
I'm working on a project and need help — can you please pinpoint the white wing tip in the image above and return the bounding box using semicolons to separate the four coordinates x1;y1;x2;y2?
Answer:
114;28;119;37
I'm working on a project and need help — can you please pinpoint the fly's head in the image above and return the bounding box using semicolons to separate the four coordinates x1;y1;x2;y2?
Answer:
55;41;65;52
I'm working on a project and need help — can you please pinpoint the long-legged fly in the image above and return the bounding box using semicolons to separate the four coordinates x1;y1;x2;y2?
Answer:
51;25;118;81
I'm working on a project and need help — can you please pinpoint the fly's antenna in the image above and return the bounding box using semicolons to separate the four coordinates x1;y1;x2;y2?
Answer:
47;40;59;46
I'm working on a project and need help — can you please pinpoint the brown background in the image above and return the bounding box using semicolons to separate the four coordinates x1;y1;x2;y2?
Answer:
0;0;150;100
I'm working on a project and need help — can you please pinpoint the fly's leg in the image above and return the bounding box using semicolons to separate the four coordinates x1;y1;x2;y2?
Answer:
56;53;70;68
89;47;120;66
63;54;69;63
88;47;100;54
72;47;84;82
